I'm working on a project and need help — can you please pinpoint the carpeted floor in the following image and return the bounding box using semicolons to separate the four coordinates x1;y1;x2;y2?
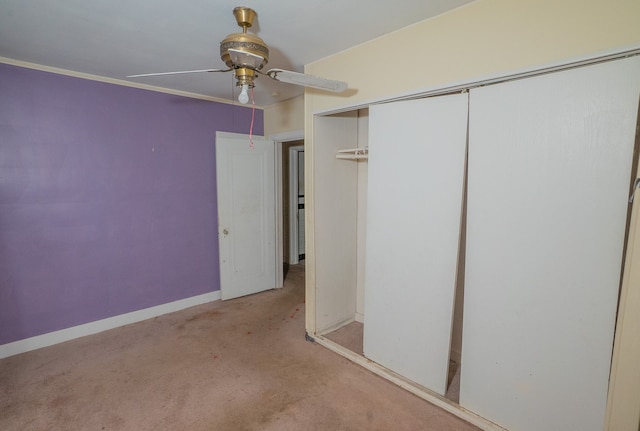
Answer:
0;264;479;430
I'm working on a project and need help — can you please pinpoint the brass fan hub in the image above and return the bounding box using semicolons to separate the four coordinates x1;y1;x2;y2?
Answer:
220;32;269;69
234;67;257;87
219;7;269;71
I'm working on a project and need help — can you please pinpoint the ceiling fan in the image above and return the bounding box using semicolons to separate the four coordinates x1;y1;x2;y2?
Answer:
127;7;348;104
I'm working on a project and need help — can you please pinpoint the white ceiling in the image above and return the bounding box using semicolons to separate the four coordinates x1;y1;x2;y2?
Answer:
0;0;476;106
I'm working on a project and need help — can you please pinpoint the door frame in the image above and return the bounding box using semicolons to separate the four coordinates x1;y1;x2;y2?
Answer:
289;145;305;265
271;130;304;289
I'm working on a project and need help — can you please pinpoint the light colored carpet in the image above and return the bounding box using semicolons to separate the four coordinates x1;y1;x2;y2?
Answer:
0;264;479;430
324;321;364;356
324;321;462;403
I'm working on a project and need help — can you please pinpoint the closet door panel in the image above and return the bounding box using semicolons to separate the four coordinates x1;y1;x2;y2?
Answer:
363;93;468;395
461;56;640;431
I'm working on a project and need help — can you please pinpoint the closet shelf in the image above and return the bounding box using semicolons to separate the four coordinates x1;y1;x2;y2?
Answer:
336;147;368;160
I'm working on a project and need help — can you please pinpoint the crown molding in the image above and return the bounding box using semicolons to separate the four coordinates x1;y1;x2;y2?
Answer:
0;56;264;109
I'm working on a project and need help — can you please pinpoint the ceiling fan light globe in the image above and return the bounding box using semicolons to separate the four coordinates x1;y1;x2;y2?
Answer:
238;84;250;104
228;49;264;69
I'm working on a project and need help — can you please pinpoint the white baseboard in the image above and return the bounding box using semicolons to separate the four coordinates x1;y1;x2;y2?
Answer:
0;291;221;360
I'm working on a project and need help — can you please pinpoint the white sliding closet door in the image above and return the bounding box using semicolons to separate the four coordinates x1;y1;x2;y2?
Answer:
461;56;640;431
364;93;468;395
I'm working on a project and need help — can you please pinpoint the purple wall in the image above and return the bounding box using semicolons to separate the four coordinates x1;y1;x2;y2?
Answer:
0;63;263;345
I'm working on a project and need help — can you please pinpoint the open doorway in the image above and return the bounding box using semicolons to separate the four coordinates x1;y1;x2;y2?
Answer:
281;139;304;280
289;145;305;264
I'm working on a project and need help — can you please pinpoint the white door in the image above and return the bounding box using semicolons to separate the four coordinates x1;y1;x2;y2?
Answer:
460;56;640;431
216;132;276;300
364;93;469;395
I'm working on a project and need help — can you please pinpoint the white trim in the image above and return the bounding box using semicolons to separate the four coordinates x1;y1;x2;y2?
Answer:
0;291;221;359
289;145;305;265
269;131;305;143
269;130;305;286
275;140;284;288
0;56;265;108
605;164;640;429
311;44;640;117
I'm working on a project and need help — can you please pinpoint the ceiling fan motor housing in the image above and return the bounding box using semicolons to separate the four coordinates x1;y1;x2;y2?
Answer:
219;33;269;70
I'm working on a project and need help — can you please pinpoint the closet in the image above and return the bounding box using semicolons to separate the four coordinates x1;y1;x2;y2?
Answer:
310;54;640;431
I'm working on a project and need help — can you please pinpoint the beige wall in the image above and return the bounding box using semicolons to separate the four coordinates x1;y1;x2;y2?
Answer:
305;0;640;429
305;0;640;113
263;95;304;137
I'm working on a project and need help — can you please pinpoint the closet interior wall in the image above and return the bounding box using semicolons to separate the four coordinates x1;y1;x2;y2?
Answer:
313;111;358;333
313;109;369;334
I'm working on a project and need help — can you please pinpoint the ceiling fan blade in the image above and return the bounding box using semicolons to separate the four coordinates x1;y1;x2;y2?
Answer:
127;68;230;78
265;69;347;93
